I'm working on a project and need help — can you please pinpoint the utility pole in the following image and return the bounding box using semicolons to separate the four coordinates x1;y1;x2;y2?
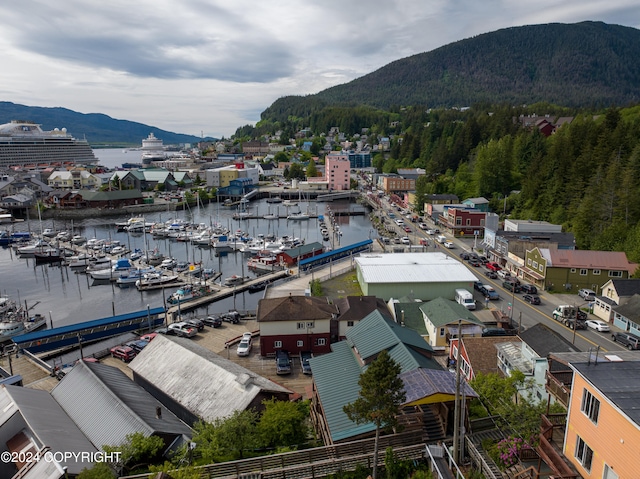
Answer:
453;319;462;464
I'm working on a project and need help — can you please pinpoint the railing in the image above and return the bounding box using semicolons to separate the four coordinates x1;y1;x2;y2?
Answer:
120;432;423;479
465;438;503;479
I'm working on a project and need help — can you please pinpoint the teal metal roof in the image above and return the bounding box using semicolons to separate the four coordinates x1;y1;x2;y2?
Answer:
309;341;375;442
346;310;433;366
418;297;483;328
311;311;442;443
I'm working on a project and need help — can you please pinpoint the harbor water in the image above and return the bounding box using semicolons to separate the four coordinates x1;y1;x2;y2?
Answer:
0;190;376;329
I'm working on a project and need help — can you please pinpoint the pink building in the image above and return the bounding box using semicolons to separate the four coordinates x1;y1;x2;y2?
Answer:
325;154;350;191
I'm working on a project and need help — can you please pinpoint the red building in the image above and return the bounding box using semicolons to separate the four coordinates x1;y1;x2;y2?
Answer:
276;242;324;267
257;296;338;356
438;207;486;237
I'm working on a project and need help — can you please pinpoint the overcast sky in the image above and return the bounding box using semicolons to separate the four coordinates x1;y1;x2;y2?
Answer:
1;1;639;139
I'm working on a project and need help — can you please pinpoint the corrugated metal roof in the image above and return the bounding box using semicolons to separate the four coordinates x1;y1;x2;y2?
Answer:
51;361;191;450
418;297;483;328
356;253;478;284
309;341;376;442
0;385;96;476
542;247;637;273
129;335;290;423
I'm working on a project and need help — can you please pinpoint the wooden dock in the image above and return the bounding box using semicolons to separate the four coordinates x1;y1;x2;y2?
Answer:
166;269;291;317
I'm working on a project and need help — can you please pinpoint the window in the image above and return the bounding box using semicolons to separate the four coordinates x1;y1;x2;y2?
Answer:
603;464;619;479
274;340;282;348
580;269;588;276
315;338;326;346
532;261;538;269
538;264;543;272
609;271;623;277
347;321;354;327
593;269;601;275
297;340;304;347
456;217;462;225
306;321;314;329
440;327;445;337
581;389;600;423
574;436;593;471
466;219;471;226
297;322;305;330
527;258;532;266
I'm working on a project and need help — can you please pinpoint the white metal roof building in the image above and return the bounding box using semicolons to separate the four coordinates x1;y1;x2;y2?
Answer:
355;252;479;301
129;335;291;427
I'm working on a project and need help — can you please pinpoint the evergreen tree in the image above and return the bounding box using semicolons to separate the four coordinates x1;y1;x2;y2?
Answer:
343;350;406;479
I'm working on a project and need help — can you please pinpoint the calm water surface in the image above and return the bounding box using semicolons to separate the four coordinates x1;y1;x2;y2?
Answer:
0;197;376;327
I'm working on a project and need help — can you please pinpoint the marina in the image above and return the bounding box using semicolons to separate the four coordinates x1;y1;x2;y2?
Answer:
0;192;377;331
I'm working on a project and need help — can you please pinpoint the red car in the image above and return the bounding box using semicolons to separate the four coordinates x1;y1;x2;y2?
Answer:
403;226;412;233
486;262;502;272
110;346;136;362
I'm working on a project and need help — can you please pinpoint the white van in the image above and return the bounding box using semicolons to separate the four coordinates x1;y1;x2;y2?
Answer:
436;235;447;244
455;289;476;310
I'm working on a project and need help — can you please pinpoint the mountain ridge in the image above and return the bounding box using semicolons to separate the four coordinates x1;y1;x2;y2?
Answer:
0;101;214;146
260;21;640;126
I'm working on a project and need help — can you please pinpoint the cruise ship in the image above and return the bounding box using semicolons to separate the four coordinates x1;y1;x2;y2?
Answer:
0;120;97;168
140;132;167;164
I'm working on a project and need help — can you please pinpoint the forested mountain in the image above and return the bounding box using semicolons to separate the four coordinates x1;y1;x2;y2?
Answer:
258;21;640;129
0;101;211;146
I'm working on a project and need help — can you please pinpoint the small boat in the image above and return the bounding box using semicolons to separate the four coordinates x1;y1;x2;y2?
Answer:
287;212;310;220
201;268;216;280
34;248;64;264
167;283;210;304
115;267;157;286
266;196;282;204
41;228;57;238
71;235;87;245
69;255;110;271
263;213;278;220
248;281;268;293
0;313;47;342
160;258;177;269
90;258;135;281
17;240;53;257
129;248;143;261
55;231;71;242
223;275;248;286
135;272;180;289
282;200;297;207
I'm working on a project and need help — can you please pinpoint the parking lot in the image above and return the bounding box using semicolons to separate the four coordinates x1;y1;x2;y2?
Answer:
103;317;314;398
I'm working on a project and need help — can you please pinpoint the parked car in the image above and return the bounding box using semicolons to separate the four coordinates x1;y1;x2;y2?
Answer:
403;226;412;233
168;321;198;338
469;259;481;267
486;262;502;272
585;319;610;332
611;332;640;350
237;333;252;356
300;351;313;375
484;270;498;279
520;284;538;295
418;222;429;230
401;236;411;245
502;281;520;293
426;229;437;235
126;339;150;354
443;241;454;248
579;288;597;301
110;345;136;362
139;332;158;342
478;256;489;264
497;270;511;279
184;317;205;331
481;285;500;300
221;311;240;324
275;350;292;375
203;315;222;328
522;294;541;305
482;327;507;337
474;281;485;292
460;252;470;260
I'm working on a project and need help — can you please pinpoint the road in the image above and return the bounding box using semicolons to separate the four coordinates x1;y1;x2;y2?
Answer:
367;191;625;354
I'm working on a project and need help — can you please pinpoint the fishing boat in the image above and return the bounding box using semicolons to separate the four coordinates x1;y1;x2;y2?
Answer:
167;283;211;304
34;248;65;264
247;253;283;273
0;313;47;342
89;258;135;281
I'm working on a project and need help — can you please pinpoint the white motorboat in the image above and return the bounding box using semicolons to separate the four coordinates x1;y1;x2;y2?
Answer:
135;272;179;289
42;228;56;238
17;240;52;257
115;267;157;286
223;274;248;286
71;235;87;245
89;258;135;280
287;212;310;220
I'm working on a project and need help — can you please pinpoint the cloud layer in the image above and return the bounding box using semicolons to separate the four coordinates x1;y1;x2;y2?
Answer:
1;0;639;138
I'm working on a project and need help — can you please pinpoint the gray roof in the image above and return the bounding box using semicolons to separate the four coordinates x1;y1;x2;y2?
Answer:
572;359;640;427
609;279;640;297
129;335;290;423
518;323;580;356
51;361;192;450
0;385;96;475
613;294;640;322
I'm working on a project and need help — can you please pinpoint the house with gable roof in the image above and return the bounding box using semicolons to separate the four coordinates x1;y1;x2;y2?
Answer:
611;294;640;336
257;295;339;356
593;278;640;322
309;310;477;445
396;297;485;350
525;247;637;294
